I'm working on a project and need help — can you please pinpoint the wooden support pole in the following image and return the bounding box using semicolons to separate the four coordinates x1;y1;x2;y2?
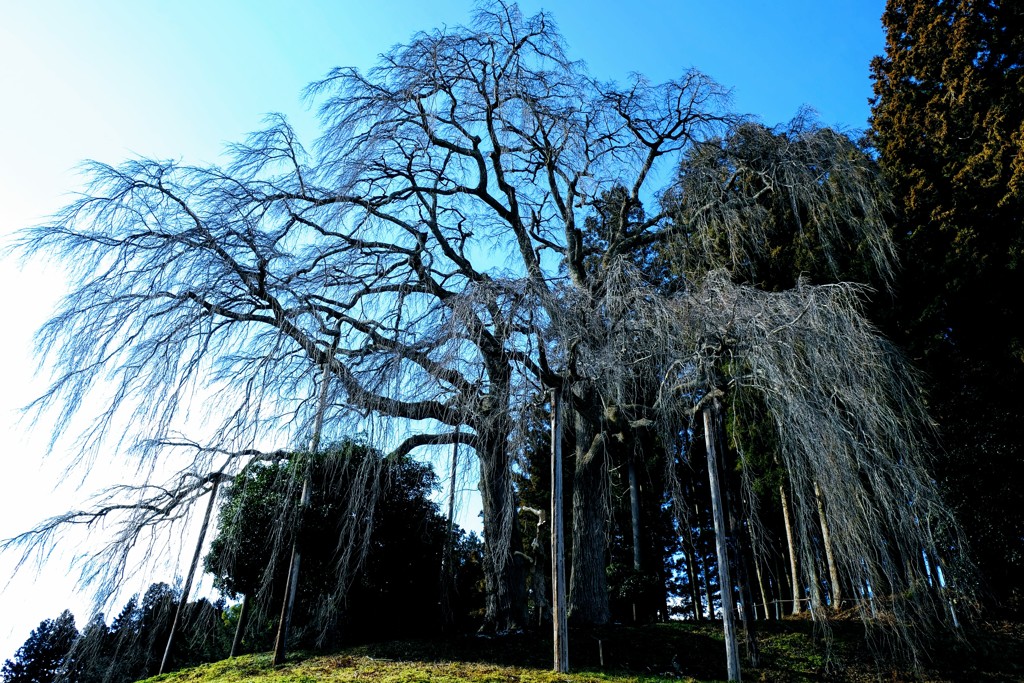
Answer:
551;387;569;673
160;476;220;675
704;401;741;682
273;352;333;666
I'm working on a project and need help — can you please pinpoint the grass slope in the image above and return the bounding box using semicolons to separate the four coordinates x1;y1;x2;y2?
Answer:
139;620;1024;683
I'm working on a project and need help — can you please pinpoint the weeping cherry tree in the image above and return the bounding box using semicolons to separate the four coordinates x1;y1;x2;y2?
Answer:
3;3;968;679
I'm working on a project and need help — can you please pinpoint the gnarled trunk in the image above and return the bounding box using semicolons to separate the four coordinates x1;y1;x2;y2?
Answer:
568;386;611;626
478;435;528;632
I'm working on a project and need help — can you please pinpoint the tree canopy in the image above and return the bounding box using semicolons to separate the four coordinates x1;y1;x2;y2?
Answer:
870;0;1024;611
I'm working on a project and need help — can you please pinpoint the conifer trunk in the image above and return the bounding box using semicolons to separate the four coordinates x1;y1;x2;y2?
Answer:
684;540;703;621
814;481;841;609
780;485;802;615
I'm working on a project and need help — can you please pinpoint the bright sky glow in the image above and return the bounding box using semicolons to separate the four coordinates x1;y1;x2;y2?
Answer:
0;0;884;662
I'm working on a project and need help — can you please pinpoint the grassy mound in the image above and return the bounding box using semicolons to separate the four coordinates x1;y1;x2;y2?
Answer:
139;620;1024;683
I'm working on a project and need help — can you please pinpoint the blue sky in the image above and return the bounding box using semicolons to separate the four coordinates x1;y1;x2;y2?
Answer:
0;0;885;663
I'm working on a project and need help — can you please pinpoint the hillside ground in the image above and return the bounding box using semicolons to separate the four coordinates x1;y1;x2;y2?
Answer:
141;618;1024;682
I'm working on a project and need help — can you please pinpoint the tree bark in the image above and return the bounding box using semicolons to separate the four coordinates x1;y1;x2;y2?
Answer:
703;401;741;682
813;480;841;610
780;484;802;615
568;385;611;626
551;388;569;673
684;540;703;621
475;359;528;633
478;437;528;632
629;459;642;571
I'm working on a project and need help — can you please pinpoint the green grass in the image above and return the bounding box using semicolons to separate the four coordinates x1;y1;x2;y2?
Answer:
139;653;687;683
139;619;1024;683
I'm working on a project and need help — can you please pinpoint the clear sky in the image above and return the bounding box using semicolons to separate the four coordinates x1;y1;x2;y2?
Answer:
0;0;885;663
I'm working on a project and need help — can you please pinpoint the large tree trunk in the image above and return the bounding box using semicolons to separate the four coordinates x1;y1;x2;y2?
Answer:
703;401;741;682
568;386;611;626
478;436;528;632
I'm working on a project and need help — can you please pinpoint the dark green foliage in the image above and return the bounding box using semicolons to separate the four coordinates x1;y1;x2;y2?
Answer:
344;456;483;639
666;117;893;292
1;611;77;683
205;440;484;650
5;586;232;683
67;583;230;682
870;0;1024;611
105;584;228;679
205;464;282;601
